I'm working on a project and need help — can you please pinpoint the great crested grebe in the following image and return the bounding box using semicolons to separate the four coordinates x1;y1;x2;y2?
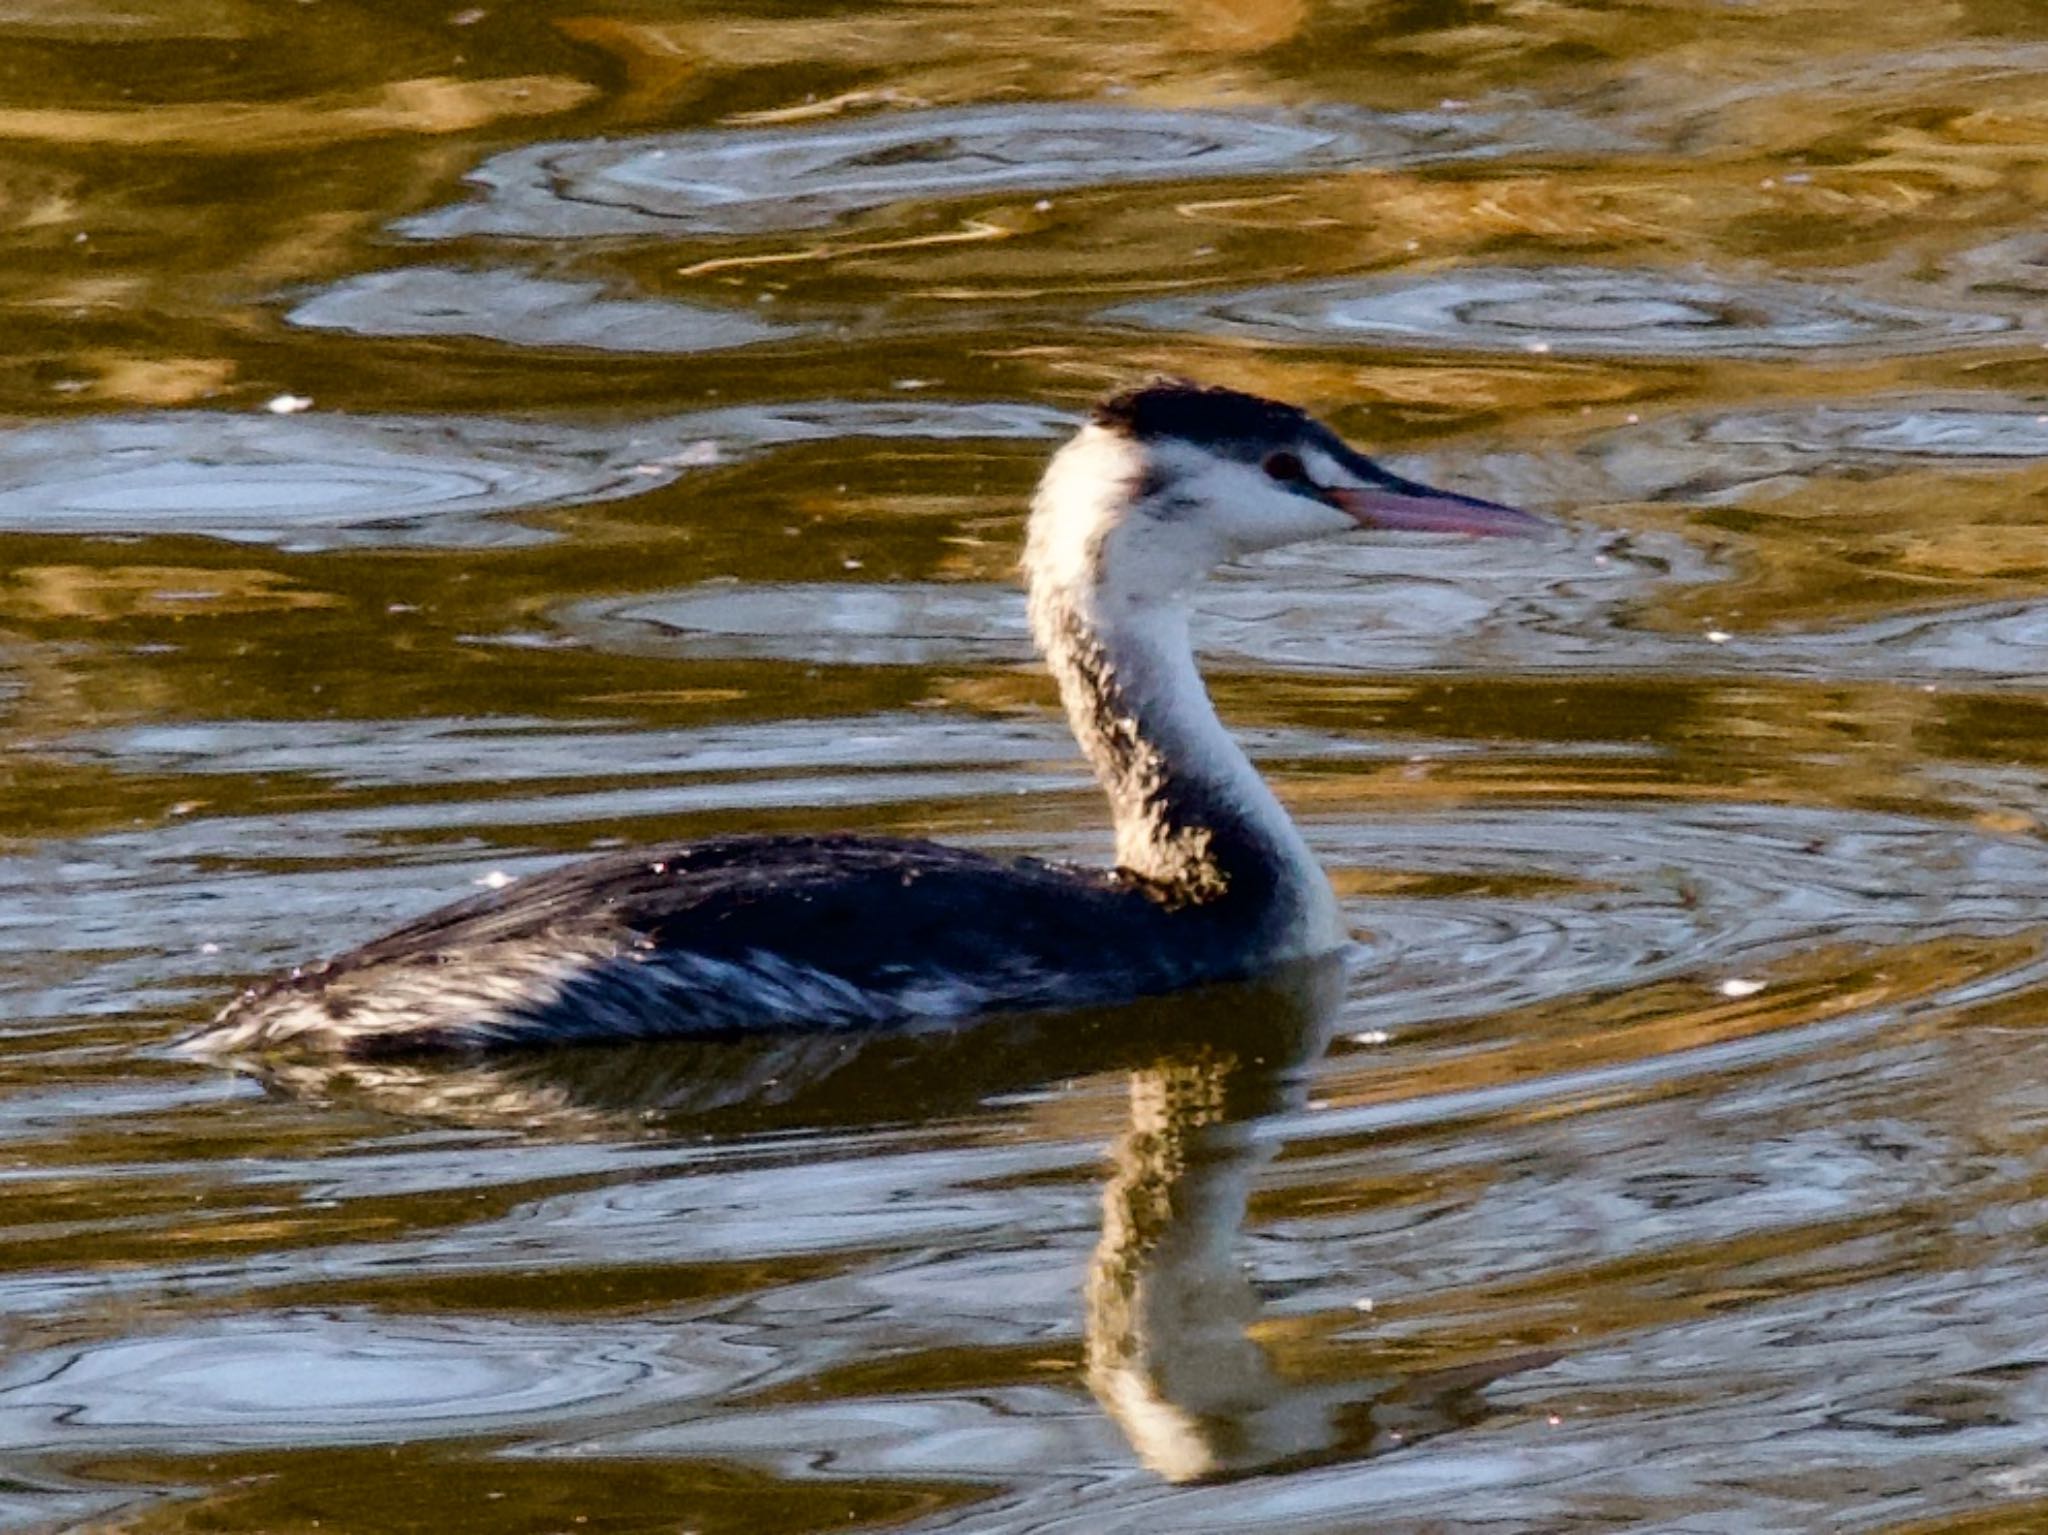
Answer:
189;382;1545;1057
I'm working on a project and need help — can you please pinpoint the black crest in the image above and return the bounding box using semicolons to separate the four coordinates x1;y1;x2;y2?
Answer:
1091;380;1320;451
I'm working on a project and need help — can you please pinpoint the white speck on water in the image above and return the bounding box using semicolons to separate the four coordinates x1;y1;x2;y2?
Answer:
1348;1028;1393;1045
199;942;221;955
265;394;313;415
474;870;516;890
1352;1296;1375;1312
1718;977;1766;998
1525;340;1552;354
667;439;722;467
1706;629;1731;643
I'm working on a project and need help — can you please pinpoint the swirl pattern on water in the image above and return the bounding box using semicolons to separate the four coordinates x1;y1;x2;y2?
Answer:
0;1311;717;1450
1951;232;2048;296
576;578;2048;688
553;389;2048;685
0;401;1067;551
10;0;2048;1527
285;266;805;354
1706;403;2048;458
1449;392;2048;522
560;514;1708;668
1331;804;2048;1034
397;103;1590;240
0;414;668;552
1109;268;2020;358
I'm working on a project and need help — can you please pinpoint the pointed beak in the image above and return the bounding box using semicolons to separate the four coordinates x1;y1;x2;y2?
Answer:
1325;473;1549;538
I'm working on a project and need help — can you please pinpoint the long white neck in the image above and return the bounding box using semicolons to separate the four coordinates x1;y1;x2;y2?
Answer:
1025;430;1343;956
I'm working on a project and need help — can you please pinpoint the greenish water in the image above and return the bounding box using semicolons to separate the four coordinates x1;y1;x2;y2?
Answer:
6;1;2048;1529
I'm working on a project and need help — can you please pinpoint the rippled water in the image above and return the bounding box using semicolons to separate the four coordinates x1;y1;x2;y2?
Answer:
6;2;2048;1531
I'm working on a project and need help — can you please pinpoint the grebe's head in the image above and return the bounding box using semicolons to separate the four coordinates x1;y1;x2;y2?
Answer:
1027;380;1545;605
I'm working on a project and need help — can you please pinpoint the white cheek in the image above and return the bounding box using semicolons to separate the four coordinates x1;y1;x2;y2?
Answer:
1105;515;1225;603
1208;464;1353;554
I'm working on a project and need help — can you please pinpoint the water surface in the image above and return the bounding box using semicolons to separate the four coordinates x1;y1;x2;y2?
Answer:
4;1;2048;1530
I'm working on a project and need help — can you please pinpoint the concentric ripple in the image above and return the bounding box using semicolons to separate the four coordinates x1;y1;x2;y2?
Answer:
1334;803;2048;1034
397;102;1557;240
0;400;1067;551
575;581;1035;667
285;266;805;353
675;396;1071;448
0;413;671;552
1684;401;2048;462
1109;268;2018;358
0;1310;716;1451
1568;396;2048;506
562;545;2048;688
553;523;1701;674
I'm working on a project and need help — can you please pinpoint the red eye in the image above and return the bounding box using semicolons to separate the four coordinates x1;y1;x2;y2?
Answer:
1263;450;1308;485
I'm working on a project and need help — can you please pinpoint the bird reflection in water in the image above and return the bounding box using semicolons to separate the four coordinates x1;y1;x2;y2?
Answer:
237;963;1557;1482
1084;960;1557;1481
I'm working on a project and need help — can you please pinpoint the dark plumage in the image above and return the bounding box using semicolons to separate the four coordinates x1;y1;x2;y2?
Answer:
210;837;1253;1057
1093;380;1321;448
1093;380;1427;497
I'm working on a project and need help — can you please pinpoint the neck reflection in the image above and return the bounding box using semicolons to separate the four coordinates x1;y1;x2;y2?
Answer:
1086;960;1347;1480
1085;962;1548;1482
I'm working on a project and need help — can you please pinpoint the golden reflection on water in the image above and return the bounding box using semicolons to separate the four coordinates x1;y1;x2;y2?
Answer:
0;75;598;150
2;0;2048;1529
